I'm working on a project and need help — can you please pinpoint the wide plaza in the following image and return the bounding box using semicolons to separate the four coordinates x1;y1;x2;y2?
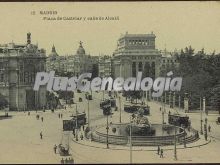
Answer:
0;91;219;164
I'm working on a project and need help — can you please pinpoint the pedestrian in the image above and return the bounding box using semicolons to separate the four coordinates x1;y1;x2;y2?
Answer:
80;133;84;140
61;158;64;164
54;144;57;154
157;145;160;155
160;149;163;158
68;157;72;164
41;117;44;122
40;131;43;139
208;125;211;132
64;158;68;164
70;157;74;164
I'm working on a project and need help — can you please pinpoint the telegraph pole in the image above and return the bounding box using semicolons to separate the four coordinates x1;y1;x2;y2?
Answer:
119;96;122;123
174;126;177;160
87;98;90;128
130;116;132;164
184;127;186;148
106;114;109;148
75;104;78;141
173;92;175;108
200;97;203;135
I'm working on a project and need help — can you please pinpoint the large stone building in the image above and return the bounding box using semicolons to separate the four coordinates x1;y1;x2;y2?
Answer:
71;41;99;76
98;55;112;78
112;32;162;79
0;33;47;111
46;45;67;73
46;41;99;77
112;32;180;79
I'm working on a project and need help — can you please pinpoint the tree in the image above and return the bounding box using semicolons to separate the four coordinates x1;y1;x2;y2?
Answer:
0;94;8;110
210;83;220;111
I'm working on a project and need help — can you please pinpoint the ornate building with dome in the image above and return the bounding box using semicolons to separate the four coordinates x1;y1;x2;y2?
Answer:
46;45;67;73
71;41;99;76
46;41;99;77
0;33;47;111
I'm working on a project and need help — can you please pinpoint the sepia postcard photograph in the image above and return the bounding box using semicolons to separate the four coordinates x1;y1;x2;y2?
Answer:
0;1;220;164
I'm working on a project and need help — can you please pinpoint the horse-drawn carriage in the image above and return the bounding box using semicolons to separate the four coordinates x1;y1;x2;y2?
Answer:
58;144;69;156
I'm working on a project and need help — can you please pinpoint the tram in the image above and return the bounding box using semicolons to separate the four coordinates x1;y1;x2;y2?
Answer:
63;112;86;131
100;99;111;108
124;104;150;115
168;113;190;128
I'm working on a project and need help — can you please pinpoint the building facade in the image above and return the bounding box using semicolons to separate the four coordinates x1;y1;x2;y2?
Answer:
112;32;179;79
0;33;47;111
46;45;67;73
72;41;99;76
112;32;162;79
46;41;99;77
98;55;112;78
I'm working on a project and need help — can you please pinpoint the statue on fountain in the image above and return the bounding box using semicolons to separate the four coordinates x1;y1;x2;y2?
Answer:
126;110;156;136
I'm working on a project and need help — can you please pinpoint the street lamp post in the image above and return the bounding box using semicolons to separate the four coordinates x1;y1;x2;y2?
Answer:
106;114;109;149
75;104;78;141
200;97;203;135
173;92;175;109
169;91;172;107
162;110;164;125
164;92;167;104
87;98;90;128
204;123;207;141
130;116;132;164
184;127;186;148
119;96;122;123
102;91;105;101
174;126;177;160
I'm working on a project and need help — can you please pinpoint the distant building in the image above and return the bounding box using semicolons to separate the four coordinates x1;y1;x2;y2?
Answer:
159;49;179;76
46;45;67;73
98;55;112;78
46;41;99;77
71;41;98;76
0;33;47;111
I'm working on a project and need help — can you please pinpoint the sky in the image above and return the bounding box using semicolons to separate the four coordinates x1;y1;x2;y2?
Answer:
0;2;220;56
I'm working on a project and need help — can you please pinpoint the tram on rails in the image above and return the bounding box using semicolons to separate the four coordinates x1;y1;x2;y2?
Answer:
124;104;150;115
100;99;113;115
63;112;86;131
168;113;190;128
